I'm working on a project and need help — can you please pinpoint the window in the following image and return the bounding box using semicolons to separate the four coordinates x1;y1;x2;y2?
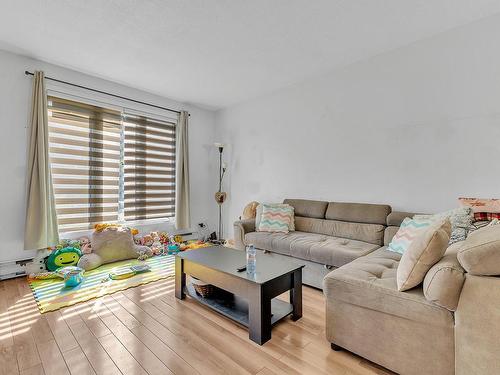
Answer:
48;96;176;233
123;113;176;221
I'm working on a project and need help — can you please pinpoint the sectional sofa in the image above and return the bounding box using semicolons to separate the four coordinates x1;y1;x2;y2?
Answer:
233;198;500;375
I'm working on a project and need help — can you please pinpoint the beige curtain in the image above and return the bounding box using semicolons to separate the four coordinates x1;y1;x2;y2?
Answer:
24;71;59;250
175;111;190;230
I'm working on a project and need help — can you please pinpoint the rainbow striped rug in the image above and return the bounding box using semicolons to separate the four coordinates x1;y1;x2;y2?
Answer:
28;255;175;313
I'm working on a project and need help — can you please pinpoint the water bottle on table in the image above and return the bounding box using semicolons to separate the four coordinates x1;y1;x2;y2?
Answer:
246;244;256;274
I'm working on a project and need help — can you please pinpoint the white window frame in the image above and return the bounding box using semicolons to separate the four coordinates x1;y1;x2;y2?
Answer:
46;83;179;232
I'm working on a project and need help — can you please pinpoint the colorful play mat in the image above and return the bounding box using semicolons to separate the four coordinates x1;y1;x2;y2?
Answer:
28;255;175;313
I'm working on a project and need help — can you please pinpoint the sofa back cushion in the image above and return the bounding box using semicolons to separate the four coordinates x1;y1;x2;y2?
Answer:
295;216;385;245
283;199;328;218
325;202;391;225
457;223;500;275
387;211;417;226
423;241;466;311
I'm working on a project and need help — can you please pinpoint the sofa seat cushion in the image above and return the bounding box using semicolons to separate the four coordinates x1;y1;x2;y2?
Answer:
323;247;454;327
245;231;379;267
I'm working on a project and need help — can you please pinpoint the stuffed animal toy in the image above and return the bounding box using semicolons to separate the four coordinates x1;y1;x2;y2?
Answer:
79;237;92;254
150;232;163;255
94;223;122;232
46;247;82;272
25;248;52;275
159;232;169;245
140;234;154;247
55;239;81;251
242;201;259;220
78;226;152;271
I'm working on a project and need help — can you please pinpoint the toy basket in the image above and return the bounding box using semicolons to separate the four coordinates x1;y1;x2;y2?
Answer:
189;276;215;298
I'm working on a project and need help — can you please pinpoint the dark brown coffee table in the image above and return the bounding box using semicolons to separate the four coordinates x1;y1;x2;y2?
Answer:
175;246;304;345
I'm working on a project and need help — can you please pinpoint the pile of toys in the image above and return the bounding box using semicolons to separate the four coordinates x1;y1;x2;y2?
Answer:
133;231;211;255
28;225;212;283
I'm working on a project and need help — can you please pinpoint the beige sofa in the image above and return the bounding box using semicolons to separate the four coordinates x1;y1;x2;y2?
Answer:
234;199;500;375
234;199;391;288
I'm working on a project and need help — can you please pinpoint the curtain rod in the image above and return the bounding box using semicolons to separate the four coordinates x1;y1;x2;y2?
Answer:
24;70;187;116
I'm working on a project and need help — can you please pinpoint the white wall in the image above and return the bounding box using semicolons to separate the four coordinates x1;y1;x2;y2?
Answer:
0;50;218;263
216;14;500;237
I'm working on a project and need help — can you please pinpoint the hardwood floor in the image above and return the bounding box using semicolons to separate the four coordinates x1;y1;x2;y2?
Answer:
0;276;393;375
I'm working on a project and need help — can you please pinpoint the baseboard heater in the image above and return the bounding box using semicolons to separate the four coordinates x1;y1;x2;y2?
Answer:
0;258;32;280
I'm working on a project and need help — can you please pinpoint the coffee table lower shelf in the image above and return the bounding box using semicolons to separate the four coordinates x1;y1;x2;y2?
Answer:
185;283;293;328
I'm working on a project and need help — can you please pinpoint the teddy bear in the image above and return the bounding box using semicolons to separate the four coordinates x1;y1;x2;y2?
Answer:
140;234;154;247
242;201;259;220
150;232;163;255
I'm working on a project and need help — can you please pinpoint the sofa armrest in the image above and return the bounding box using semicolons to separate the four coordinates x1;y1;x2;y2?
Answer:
233;219;256;250
455;274;500;375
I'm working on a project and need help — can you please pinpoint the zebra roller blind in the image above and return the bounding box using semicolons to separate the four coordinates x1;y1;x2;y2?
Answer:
48;96;176;233
123;113;176;221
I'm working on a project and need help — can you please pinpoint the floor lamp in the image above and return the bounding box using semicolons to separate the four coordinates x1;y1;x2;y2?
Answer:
214;143;227;241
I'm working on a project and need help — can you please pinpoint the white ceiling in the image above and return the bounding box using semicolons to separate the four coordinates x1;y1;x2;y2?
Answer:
1;1;500;109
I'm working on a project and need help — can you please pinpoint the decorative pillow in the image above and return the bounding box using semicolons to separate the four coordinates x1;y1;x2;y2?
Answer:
473;212;500;221
422;241;466;311
256;203;295;231
258;205;294;233
457;224;500;275
414;207;473;244
459;197;500;213
397;219;451;291
387;217;435;254
78;226;152;271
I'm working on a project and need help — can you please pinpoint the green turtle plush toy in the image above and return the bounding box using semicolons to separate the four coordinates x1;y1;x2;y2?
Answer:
46;247;82;272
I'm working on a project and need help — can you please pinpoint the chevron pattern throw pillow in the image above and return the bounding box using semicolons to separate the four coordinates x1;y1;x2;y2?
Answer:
258;205;294;233
388;217;435;254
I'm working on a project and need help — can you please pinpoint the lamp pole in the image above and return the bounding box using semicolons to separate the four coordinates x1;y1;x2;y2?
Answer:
218;146;223;240
214;144;227;242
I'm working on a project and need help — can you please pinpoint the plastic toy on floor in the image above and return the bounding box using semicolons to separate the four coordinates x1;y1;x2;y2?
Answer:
28;266;85;288
167;243;180;254
56;266;85;288
109;264;151;280
28;270;60;280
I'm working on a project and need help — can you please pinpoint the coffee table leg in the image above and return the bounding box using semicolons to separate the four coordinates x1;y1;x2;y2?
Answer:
290;269;302;321
175;256;186;300
248;285;271;345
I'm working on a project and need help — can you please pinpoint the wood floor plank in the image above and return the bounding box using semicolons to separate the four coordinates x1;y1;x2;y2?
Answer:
35;340;70;375
89;298;174;375
157;292;302;375
0;344;19;375
44;311;79;354
13;325;41;371
121;287;248;375
1;276;391;375
19;364;45;375
256;367;278;375
65;319;121;375
61;347;96;375
112;293;199;375
76;303;111;339
97;333;148;375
